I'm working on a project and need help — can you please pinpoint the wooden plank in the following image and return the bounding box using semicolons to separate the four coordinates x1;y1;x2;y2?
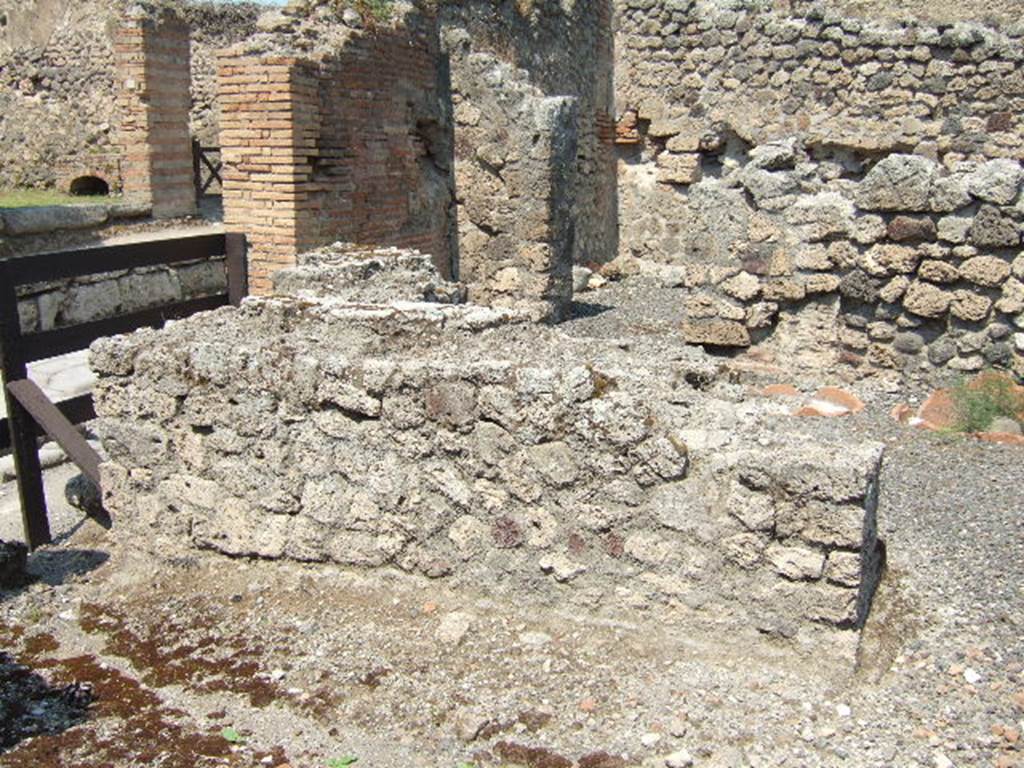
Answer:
226;233;248;307
0;393;95;453
200;163;223;194
7;380;102;488
0;261;51;548
21;294;229;363
192;138;203;201
8;233;227;285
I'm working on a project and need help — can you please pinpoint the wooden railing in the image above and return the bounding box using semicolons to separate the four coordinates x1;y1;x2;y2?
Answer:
0;232;247;549
192;140;223;198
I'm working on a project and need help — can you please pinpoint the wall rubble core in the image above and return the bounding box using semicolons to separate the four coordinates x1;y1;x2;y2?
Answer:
93;245;885;642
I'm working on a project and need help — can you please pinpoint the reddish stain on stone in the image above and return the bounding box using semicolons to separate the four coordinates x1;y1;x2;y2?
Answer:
578;751;631;768
604;534;625;559
492;516;524;549
567;532;587;555
493;741;573;768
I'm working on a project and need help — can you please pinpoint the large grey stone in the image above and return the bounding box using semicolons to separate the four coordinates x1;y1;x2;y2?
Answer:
2;204;109;235
970;205;1020;248
855;155;937;211
967;159;1024;205
959;256;1011;288
903;282;951;318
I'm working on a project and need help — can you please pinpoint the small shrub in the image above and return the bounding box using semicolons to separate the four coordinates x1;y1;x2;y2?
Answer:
351;0;393;22
950;372;1024;433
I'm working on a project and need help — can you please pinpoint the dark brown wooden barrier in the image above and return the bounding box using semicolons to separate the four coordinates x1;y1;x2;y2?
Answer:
192;140;223;199
0;231;247;549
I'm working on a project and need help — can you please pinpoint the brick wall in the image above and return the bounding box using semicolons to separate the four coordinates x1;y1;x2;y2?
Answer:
218;57;320;296
115;10;197;220
218;22;453;295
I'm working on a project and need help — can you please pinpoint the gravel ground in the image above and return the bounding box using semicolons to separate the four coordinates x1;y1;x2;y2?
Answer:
0;277;1021;768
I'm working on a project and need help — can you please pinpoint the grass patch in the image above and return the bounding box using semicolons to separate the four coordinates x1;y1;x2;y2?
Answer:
0;189;121;209
950;371;1024;432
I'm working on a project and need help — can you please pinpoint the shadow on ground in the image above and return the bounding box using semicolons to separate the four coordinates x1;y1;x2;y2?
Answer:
0;548;109;604
0;650;94;754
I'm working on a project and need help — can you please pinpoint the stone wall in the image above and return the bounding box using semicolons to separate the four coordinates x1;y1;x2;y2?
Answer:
15;255;228;337
0;0;124;190
182;3;264;146
0;202;150;243
613;0;1024;376
442;28;578;320
793;0;1024;26
614;0;1024;159
218;6;453;295
92;245;886;639
0;207;227;337
439;0;618;268
617;139;1024;375
0;0;260;192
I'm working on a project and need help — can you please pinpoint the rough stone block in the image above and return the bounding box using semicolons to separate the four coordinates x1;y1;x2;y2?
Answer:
855;154;936;211
656;153;703;185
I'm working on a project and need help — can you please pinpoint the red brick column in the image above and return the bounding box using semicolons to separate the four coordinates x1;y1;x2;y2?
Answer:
115;11;197;219
218;56;321;296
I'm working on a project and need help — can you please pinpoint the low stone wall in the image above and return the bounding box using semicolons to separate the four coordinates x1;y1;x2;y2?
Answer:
2;205;228;335
0;202;150;242
92;246;885;638
15;257;226;337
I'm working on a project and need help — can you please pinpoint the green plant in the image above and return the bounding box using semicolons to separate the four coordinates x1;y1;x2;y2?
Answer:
950;372;1024;433
220;726;245;744
351;0;393;22
326;758;359;768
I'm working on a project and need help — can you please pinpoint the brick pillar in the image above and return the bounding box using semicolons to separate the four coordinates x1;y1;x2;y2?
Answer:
115;10;197;219
218;56;320;295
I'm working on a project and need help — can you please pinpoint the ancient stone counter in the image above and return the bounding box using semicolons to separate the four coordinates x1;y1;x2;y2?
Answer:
92;246;885;640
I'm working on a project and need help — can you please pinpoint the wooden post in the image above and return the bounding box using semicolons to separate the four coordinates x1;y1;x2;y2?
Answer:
226;233;248;307
192;138;202;203
0;261;52;549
